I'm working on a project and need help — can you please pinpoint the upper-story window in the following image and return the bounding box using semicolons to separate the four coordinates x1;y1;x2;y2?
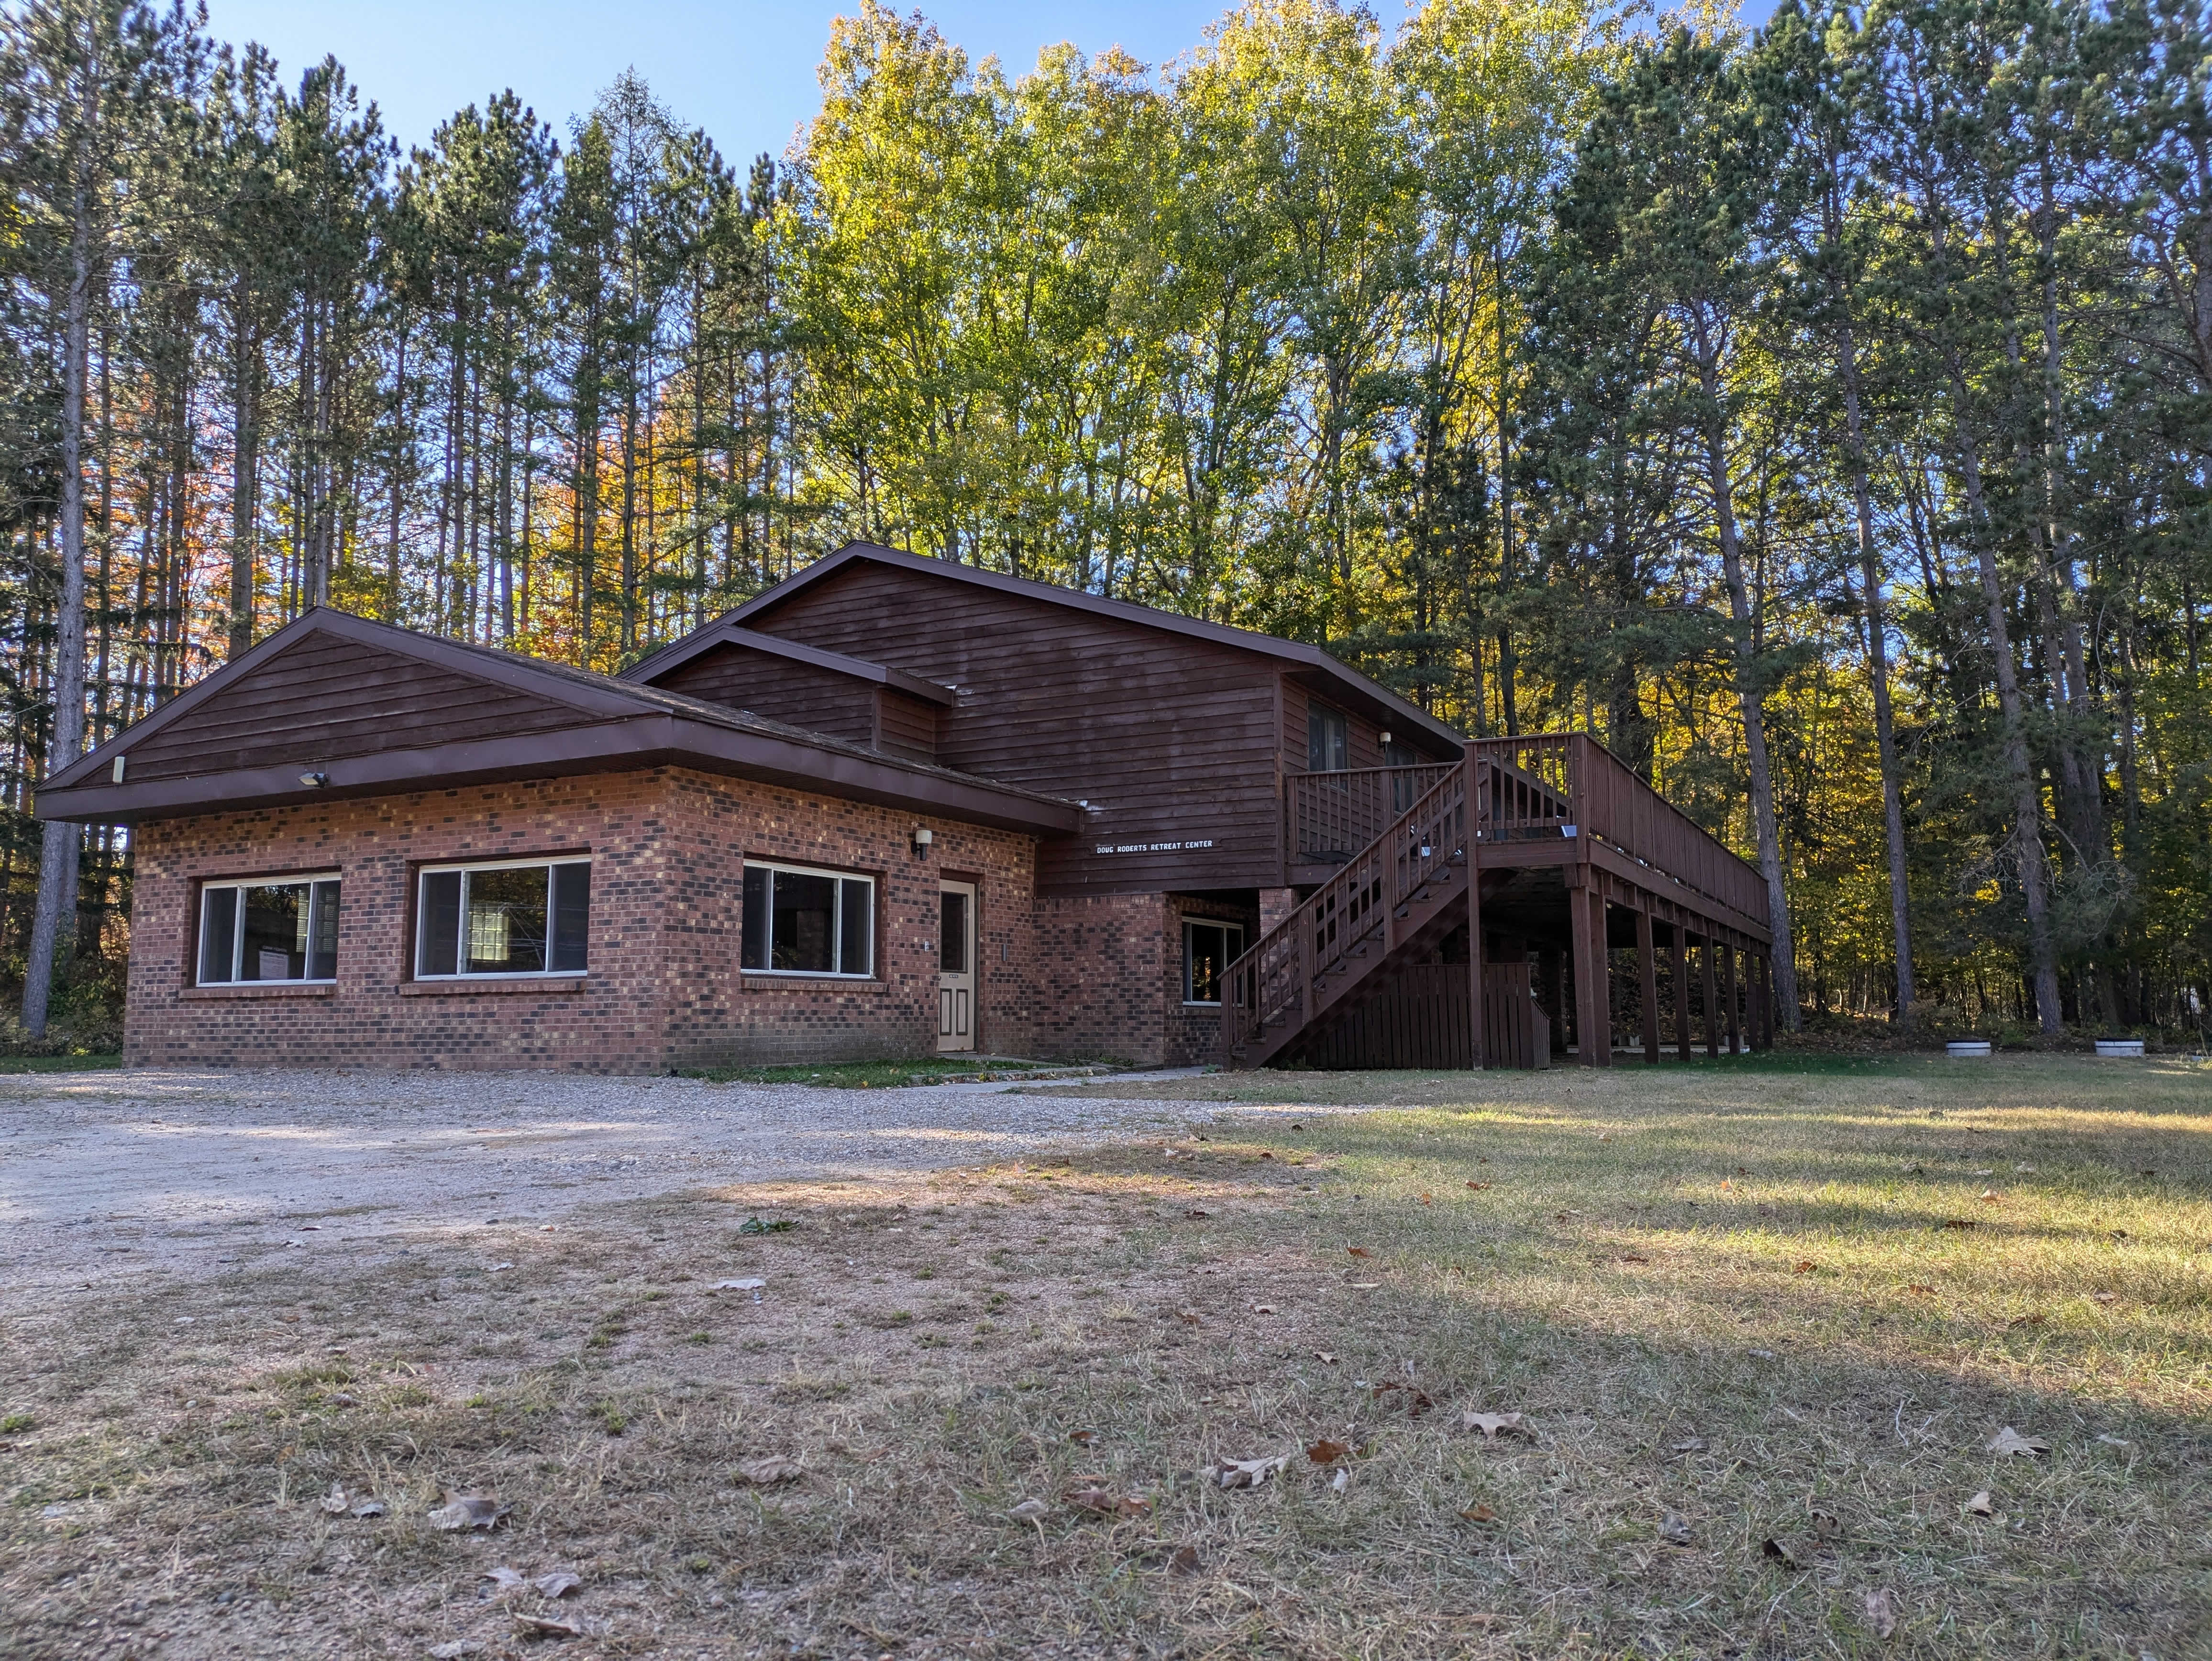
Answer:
1307;702;1349;772
199;875;340;984
742;861;875;977
415;858;591;978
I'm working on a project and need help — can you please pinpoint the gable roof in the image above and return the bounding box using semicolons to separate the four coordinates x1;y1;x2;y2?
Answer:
34;608;1082;833
625;622;954;705
676;542;1464;751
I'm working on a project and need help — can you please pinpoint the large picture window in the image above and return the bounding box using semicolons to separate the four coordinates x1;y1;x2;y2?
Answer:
415;859;590;978
199;875;340;984
742;862;875;977
1183;919;1245;1005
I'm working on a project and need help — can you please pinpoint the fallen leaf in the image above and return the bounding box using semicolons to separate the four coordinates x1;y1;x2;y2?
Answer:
1305;1439;1353;1466
534;1572;581;1599
1863;1586;1898;1639
327;1392;359;1406
1463;1411;1526;1439
2095;1433;2131;1449
1372;1380;1434;1414
1330;1467;1349;1493
1980;1189;2003;1203
1467;1181;1490;1190
1940;1218;1977;1230
1347;1246;1373;1259
349;1498;387;1519
1166;1543;1203;1576
483;1566;527;1592
1250;1303;1276;1315
1659;1510;1694;1546
428;1644;484;1660
2008;1311;2047;1328
1065;1487;1147;1518
734;1456;805;1485
1811;1509;1840;1540
1348;1280;1381;1289
2090;1291;2115;1304
736;1216;795;1235
1792;1260;1816;1275
1620;1253;1649;1265
1209;1452;1291;1489
1007;1497;1049;1523
1907;1284;1935;1296
1460;1503;1500;1523
319;1482;348;1516
429;1493;508;1532
710;1277;767;1293
512;1613;581;1638
1962;1490;1996;1516
1762;1537;1802;1569
1987;1426;2048;1458
1067;1428;1095;1444
1314;1351;1338;1363
1419;1194;1433;1204
1177;1309;1202;1326
1670;1436;1708;1453
1183;1208;1210;1220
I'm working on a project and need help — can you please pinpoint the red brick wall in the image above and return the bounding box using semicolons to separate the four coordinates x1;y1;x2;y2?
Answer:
123;768;1051;1073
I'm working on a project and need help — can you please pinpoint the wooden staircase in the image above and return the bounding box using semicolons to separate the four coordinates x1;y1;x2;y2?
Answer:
1224;762;1499;1071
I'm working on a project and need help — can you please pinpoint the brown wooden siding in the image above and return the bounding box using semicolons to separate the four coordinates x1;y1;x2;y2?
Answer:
743;562;1283;895
874;687;938;762
116;637;583;784
652;641;876;746
1282;675;1449;785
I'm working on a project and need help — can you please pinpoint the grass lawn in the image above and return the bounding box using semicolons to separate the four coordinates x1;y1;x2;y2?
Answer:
2;1055;2205;1658
0;1051;121;1073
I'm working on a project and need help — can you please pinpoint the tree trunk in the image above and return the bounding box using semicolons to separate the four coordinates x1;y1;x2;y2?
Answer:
25;40;99;1039
1689;302;1800;1030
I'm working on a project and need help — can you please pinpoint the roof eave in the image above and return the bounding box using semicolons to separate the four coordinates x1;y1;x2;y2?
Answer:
35;713;1084;836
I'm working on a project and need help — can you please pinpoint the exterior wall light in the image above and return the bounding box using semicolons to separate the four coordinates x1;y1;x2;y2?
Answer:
300;771;328;788
912;825;933;854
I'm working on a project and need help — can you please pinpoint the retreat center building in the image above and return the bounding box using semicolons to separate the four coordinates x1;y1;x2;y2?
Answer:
36;543;1774;1073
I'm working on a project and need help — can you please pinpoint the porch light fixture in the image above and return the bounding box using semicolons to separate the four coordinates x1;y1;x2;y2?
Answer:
300;770;328;788
1380;730;1392;746
111;754;126;784
912;825;933;854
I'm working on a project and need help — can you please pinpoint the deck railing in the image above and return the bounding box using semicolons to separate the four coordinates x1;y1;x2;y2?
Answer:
1289;736;1767;926
1289;764;1456;864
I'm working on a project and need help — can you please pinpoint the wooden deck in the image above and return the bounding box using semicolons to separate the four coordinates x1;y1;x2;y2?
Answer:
1239;735;1775;1070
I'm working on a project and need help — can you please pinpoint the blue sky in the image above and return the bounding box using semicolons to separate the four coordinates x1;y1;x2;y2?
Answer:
203;1;1773;161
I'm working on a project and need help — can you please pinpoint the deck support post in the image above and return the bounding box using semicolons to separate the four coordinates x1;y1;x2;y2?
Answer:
1637;905;1660;1063
1724;940;1740;1055
1702;931;1720;1059
1464;743;1485;1071
1671;930;1692;1061
1755;952;1772;1050
1571;880;1610;1066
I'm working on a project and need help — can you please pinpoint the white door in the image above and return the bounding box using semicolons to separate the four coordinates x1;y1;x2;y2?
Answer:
937;882;976;1052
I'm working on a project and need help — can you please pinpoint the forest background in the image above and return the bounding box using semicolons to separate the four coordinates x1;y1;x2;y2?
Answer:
1;0;2207;1048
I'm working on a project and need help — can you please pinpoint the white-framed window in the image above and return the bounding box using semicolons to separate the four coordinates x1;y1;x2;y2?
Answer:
198;875;341;984
741;861;875;977
415;857;590;978
1183;919;1245;1005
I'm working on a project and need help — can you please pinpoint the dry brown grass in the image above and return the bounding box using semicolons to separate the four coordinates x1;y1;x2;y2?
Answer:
2;1054;2207;1660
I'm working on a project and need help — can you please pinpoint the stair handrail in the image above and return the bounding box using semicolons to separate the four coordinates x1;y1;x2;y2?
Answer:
1225;758;1475;1062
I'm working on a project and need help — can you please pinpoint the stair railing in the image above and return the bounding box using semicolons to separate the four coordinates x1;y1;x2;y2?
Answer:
1226;758;1473;1061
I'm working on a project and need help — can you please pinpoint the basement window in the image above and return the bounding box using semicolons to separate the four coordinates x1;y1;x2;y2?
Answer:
198;875;340;984
415;858;590;978
742;862;875;977
1183;919;1245;1006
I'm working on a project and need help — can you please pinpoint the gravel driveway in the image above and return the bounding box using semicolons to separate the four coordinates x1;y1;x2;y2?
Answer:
0;1066;1231;1306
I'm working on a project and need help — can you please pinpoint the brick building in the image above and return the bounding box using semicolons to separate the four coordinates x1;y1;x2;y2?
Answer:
38;543;1773;1072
